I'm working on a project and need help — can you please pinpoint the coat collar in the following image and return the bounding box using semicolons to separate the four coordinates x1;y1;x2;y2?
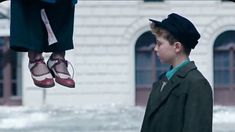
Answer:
176;61;197;78
147;61;197;118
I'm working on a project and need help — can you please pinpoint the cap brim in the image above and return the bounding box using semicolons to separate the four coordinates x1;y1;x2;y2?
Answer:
149;18;173;35
149;19;163;28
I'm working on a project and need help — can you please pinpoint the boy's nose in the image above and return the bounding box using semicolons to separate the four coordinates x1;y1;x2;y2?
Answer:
154;45;158;52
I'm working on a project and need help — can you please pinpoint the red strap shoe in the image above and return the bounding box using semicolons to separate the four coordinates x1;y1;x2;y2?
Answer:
47;58;75;88
28;58;55;88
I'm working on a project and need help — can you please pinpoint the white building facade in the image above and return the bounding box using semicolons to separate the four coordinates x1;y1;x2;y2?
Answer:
0;0;235;106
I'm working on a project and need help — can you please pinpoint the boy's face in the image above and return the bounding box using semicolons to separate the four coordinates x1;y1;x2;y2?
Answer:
154;36;177;65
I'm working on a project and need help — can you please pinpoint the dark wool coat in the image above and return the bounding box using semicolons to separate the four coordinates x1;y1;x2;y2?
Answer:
141;61;213;132
1;0;77;4
0;0;7;2
41;0;77;5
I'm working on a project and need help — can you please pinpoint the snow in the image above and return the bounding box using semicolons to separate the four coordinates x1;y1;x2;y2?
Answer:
0;105;233;132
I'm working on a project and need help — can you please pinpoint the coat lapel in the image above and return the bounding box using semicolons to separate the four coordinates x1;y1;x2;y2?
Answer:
147;61;197;118
147;77;181;118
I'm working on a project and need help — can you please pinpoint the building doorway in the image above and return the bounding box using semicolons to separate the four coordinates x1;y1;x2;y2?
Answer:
214;30;235;106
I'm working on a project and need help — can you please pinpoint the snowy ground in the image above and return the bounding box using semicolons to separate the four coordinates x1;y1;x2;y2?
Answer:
0;105;234;132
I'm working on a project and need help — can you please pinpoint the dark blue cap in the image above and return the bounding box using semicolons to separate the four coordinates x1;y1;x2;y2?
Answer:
149;13;200;49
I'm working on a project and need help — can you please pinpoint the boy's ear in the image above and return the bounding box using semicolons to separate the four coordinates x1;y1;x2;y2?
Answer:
174;42;183;53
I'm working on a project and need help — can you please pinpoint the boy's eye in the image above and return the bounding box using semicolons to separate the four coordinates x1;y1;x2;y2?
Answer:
156;40;159;44
156;41;161;46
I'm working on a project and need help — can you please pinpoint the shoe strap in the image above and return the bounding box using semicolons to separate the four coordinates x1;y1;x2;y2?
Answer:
67;60;74;79
28;58;45;71
48;58;74;79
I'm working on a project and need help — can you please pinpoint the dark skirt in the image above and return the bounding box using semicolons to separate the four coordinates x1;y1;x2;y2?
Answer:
10;0;75;52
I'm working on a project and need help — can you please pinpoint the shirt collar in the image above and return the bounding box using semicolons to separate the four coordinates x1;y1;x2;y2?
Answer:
166;59;190;80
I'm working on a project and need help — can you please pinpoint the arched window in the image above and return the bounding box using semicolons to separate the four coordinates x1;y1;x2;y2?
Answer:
135;31;169;106
214;30;235;106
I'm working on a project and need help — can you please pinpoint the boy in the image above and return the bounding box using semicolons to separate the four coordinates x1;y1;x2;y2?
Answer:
141;13;213;132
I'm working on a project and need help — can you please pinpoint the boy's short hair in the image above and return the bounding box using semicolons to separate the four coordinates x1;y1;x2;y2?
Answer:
150;22;177;45
149;13;200;51
150;22;191;55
